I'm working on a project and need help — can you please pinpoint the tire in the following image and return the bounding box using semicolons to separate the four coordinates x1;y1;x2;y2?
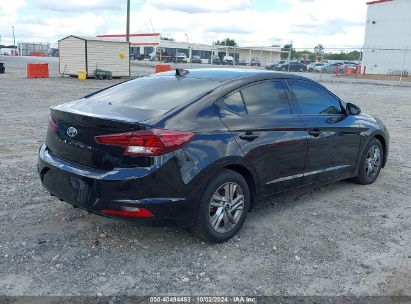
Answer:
193;169;250;243
353;138;383;185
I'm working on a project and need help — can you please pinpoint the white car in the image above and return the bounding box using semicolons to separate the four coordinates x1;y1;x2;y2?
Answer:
313;63;327;72
223;55;234;65
307;63;324;72
175;53;188;63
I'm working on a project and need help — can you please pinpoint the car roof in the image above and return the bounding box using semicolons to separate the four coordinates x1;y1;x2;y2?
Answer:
157;68;308;81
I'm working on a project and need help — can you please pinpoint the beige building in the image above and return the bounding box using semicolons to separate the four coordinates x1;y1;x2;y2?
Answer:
97;33;282;66
58;36;130;77
216;45;282;65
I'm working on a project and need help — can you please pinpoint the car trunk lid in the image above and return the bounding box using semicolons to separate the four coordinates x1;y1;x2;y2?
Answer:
46;108;157;171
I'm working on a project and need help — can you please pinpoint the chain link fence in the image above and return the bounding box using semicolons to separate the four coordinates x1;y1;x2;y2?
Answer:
282;46;411;85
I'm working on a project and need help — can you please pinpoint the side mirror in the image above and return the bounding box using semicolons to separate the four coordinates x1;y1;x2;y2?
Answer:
346;102;361;115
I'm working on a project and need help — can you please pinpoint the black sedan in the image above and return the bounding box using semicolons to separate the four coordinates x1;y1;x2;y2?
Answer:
265;60;285;70
276;61;308;72
191;55;202;64
209;57;221;65
38;69;389;243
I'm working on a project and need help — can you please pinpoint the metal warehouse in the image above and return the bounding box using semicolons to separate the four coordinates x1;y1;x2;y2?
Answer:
97;33;282;66
362;0;411;75
58;36;130;77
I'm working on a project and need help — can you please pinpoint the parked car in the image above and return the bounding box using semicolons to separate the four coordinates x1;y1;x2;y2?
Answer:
275;61;307;72
191;55;202;64
320;62;345;73
222;55;235;65
209;56;221;65
136;54;149;61
307;62;325;72
344;61;358;68
314;63;327;72
38;69;389;243
250;57;261;66
174;53;188;63
236;59;248;66
300;59;311;65
265;60;286;70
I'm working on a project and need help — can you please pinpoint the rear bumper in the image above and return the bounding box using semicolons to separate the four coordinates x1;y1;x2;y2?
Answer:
38;144;199;226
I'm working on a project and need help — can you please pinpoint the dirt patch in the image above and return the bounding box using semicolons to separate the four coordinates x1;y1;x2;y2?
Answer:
0;63;410;296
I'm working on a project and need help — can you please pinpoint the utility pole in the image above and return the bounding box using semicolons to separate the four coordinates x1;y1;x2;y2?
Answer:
287;41;293;72
126;0;130;42
12;26;16;46
185;33;190;66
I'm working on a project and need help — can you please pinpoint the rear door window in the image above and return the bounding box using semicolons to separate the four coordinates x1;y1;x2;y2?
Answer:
240;81;291;116
220;92;246;115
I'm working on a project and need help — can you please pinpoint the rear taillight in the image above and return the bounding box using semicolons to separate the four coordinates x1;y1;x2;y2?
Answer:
94;129;194;156
102;207;153;218
48;116;58;133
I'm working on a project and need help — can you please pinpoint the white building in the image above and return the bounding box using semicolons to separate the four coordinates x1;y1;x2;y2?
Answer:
58;36;130;77
96;33;282;65
362;0;411;75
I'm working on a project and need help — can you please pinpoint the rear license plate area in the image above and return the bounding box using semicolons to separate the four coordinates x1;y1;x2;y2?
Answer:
43;169;89;206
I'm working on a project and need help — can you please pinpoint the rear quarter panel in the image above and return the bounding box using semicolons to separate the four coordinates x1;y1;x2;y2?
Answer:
150;95;260;196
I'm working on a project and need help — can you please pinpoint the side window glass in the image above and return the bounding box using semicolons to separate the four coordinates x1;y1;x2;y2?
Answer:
289;81;342;115
241;81;291;116
220;91;246;115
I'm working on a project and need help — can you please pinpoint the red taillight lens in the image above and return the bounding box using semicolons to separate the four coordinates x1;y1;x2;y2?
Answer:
93;132;132;146
102;207;153;218
94;129;194;156
48;116;58;133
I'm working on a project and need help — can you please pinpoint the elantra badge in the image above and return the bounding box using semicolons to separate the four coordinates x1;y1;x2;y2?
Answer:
67;127;78;138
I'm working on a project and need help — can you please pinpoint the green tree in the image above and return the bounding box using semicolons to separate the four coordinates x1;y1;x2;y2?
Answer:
313;44;325;61
213;38;238;47
281;43;296;60
295;50;315;61
323;50;361;61
314;44;324;56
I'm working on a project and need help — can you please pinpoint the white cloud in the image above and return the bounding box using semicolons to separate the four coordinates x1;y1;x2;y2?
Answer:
0;0;26;15
147;0;251;13
119;0;367;48
0;0;368;48
31;0;122;11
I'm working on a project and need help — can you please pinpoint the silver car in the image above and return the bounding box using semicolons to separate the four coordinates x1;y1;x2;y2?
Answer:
320;62;345;73
308;62;325;72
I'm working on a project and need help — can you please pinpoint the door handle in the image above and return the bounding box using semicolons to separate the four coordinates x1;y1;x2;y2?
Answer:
308;129;323;137
239;132;259;141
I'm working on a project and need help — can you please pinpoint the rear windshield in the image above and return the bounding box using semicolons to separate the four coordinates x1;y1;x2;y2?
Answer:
85;76;220;111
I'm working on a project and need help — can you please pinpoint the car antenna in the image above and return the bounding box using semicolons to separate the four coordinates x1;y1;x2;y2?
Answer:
175;69;189;76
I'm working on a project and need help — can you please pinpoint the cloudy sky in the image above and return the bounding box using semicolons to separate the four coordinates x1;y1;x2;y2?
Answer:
0;0;368;49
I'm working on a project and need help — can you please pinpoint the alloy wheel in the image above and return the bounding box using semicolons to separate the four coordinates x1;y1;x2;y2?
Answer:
365;145;381;179
209;182;244;234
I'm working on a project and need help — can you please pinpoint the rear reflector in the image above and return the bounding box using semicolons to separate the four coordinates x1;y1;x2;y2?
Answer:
94;129;194;156
102;207;154;218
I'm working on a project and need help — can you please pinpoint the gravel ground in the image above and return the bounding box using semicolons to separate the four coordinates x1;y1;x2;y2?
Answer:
0;57;410;297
